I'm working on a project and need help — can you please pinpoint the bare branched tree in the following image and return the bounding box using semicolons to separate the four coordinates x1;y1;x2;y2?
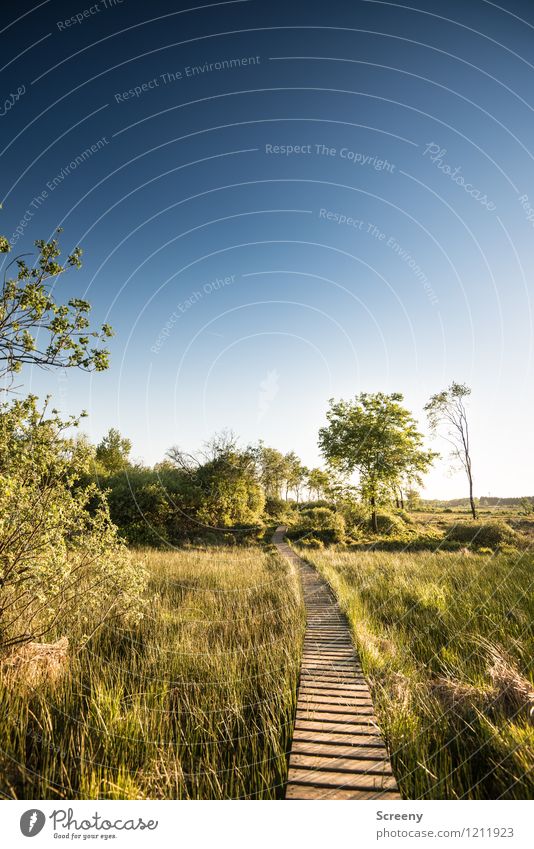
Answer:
425;382;477;519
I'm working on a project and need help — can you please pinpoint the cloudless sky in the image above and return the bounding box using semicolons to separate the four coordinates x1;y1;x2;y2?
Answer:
1;0;534;497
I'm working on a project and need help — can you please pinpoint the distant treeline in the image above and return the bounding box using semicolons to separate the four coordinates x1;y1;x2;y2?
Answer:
423;496;534;508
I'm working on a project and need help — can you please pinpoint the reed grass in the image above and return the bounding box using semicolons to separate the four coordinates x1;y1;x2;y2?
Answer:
0;547;304;799
299;547;534;800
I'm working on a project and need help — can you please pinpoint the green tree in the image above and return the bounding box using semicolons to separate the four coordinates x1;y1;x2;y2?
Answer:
0;230;145;653
406;487;422;511
319;392;436;532
0;231;113;390
104;467;175;547
96;427;132;474
425;382;477;519
167;434;265;530
254;443;288;499
195;450;265;527
284;451;308;503
307;468;331;500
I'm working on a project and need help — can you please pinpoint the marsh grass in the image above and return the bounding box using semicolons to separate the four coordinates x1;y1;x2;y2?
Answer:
0;547;304;799
298;547;534;800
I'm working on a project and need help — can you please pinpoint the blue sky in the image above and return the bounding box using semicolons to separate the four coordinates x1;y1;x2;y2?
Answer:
1;0;534;497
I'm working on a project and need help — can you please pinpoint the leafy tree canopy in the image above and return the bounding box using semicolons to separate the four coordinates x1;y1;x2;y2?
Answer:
95;427;132;475
0;230;113;390
319;392;437;531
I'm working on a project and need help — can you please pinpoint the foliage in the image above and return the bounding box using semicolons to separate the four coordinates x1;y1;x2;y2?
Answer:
406;487;422;510
284;451;308;502
195;450;265;527
103;437;266;545
288;506;345;544
263;495;295;523
103;469;175;547
254;443;288;498
319;392;437;531
0;231;113;390
445;520;519;550
0;397;147;653
370;510;408;536
307;467;331;500
298;536;325;549
95;427;132;474
339;498;369;531
519;497;534;516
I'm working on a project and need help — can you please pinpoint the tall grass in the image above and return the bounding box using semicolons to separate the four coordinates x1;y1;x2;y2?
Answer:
299;547;534;800
0;547;304;799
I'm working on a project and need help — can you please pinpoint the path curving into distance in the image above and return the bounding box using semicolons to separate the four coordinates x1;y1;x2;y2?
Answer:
273;526;400;800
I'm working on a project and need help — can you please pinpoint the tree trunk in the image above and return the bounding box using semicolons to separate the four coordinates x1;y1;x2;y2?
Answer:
469;477;477;519
370;496;378;533
400;490;405;510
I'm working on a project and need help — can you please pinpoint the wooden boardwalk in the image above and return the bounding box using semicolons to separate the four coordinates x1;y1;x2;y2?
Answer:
273;527;400;800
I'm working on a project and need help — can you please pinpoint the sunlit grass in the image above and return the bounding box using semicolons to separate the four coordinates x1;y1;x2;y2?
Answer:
297;547;534;800
0;547;304;799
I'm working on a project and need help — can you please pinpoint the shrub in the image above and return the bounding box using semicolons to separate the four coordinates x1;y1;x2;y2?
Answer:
298;537;325;550
446;520;519;550
371;511;407;535
263;496;295;523
288;506;345;544
0;398;147;654
340;500;369;532
106;474;173;547
298;499;333;511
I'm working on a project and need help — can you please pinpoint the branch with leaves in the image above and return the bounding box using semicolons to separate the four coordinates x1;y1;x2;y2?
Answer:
0;230;113;390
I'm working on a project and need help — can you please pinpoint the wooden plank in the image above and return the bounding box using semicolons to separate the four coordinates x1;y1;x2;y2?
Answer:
294;719;381;736
296;709;376;723
286;785;401;800
298;687;371;698
286;768;399;791
290;741;390;759
272;526;400;801
299;693;374;706
289;754;394;773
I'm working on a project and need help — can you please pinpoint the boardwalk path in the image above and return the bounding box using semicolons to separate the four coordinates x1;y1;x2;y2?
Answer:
273;527;400;800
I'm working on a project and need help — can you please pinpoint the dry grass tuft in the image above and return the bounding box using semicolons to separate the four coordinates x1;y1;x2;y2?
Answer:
429;677;491;714
486;643;534;719
2;637;69;686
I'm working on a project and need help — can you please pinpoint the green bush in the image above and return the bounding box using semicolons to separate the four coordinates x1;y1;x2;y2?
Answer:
287;506;345;544
371;511;407;535
298;537;325;550
298;499;333;511
263;496;295;523
0;398;147;653
340;500;369;531
446;520;519;550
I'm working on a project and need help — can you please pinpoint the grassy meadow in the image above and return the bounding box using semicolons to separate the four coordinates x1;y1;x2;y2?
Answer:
297;545;534;800
0;547;304;800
